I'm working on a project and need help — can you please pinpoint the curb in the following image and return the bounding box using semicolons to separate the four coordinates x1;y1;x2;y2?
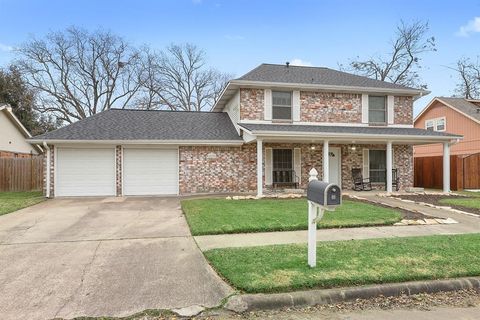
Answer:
224;277;480;313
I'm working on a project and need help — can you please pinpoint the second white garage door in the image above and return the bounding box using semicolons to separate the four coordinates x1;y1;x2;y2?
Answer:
123;148;178;195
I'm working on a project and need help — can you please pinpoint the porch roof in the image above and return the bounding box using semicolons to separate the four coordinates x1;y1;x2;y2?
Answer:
238;123;462;144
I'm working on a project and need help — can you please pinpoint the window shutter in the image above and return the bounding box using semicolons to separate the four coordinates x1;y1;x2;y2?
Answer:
294;148;301;185
361;94;369;123
264;89;272;120
292;91;300;121
265;148;273;185
362;148;370;178
387;95;394;124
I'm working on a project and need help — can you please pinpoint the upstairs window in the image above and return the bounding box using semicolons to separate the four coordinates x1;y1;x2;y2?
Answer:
425;120;435;131
368;96;386;124
425;117;445;131
272;91;292;120
436;118;445;131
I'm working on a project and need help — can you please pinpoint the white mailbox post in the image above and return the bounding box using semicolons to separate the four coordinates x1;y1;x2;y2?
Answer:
307;168;342;268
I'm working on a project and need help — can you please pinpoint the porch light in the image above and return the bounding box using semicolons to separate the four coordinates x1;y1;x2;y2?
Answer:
310;145;316;150
350;146;356;151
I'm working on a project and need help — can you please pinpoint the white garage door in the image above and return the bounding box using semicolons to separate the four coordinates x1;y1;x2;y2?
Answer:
123;148;178;195
56;148;116;197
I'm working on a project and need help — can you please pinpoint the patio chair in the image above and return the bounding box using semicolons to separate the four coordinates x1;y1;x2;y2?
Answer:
385;169;400;191
351;168;372;191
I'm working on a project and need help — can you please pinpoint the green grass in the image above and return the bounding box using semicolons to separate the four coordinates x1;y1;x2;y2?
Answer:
205;234;480;293
0;191;45;216
439;197;480;209
182;198;402;236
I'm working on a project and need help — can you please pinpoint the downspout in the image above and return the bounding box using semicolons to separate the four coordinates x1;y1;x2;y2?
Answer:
43;141;50;198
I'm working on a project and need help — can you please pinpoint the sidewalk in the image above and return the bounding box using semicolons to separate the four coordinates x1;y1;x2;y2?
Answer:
194;195;480;251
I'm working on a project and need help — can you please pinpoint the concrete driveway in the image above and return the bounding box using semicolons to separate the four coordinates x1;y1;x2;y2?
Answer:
0;197;232;320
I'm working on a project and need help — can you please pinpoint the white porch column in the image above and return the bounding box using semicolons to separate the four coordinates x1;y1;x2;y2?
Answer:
323;140;329;182
386;141;393;193
257;139;263;197
443;142;450;193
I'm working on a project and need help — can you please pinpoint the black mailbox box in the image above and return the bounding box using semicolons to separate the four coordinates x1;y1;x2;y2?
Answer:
307;180;342;207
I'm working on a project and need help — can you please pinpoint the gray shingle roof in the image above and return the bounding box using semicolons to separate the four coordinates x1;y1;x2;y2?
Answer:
437;97;480;122
237;64;421;91
30;109;242;141
239;123;462;138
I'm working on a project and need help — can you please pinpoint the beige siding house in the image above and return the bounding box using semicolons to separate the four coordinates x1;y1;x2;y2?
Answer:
0;104;41;158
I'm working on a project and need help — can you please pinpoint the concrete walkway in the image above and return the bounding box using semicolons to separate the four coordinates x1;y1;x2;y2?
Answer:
195;195;480;251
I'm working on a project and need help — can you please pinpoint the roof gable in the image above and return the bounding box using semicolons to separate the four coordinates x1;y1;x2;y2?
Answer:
415;97;480;125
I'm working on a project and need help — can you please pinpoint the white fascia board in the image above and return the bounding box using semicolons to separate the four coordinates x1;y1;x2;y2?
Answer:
229;80;429;96
414;97;439;123
211;82;240;111
27;139;244;146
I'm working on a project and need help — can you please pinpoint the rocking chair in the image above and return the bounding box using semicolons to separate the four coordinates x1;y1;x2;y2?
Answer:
351;168;372;191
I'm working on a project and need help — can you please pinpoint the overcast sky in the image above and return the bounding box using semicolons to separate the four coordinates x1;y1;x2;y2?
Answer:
1;0;479;115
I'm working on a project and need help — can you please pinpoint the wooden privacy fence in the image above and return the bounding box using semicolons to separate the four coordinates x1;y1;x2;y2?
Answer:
0;157;44;192
414;152;480;191
464;153;480;189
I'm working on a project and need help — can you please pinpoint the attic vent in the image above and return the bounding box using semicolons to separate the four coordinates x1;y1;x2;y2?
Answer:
286;61;290;68
477;108;480;113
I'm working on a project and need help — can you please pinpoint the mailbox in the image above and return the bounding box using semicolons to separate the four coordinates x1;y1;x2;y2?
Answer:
307;180;342;208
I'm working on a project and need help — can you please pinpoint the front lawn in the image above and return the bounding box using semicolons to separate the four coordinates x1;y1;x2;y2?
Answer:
0;191;45;216
440;197;480;209
182;198;402;236
205;233;480;293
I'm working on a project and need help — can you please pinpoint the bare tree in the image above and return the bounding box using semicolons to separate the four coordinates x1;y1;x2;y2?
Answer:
16;27;144;123
138;44;233;111
455;58;480;99
346;21;436;89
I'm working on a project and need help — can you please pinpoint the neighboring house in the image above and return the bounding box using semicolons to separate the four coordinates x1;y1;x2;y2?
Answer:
0;104;42;158
414;97;480;157
28;63;461;198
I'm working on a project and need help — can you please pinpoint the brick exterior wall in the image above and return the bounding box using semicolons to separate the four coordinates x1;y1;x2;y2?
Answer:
300;92;362;123
240;88;264;120
262;143;413;191
115;145;122;196
45;143;413;196
179;145;257;194
239;89;413;125
43;145;55;197
394;96;413;125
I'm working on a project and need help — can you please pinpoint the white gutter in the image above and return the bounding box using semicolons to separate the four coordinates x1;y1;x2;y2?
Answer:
27;139;244;146
239;127;462;143
229;79;429;96
43;142;50;198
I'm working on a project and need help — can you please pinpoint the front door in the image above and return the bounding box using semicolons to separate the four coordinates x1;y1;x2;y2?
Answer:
329;147;341;186
273;149;293;184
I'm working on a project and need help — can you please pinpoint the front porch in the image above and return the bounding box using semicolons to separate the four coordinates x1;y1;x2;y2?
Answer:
240;123;459;197
257;141;416;195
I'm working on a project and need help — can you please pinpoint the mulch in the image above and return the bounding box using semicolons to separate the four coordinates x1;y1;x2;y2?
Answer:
345;196;435;220
397;194;480;216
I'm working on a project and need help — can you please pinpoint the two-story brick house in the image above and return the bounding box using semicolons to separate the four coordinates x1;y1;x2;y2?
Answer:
29;64;461;197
